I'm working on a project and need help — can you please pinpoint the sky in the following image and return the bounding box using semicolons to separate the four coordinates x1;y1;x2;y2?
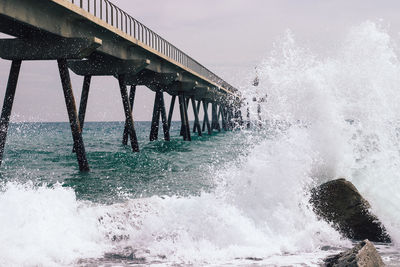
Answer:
1;0;400;122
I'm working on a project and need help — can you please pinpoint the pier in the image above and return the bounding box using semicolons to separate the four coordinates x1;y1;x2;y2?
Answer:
0;0;242;171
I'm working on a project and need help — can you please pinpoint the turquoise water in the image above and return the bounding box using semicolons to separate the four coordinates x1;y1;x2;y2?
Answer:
1;121;249;203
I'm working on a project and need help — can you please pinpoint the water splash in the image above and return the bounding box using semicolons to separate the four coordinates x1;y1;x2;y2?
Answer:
0;182;109;266
1;21;400;266
248;20;400;243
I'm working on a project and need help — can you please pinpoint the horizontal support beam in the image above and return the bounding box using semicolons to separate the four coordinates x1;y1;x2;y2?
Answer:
167;81;199;93
0;37;102;60
126;71;180;87
68;58;150;76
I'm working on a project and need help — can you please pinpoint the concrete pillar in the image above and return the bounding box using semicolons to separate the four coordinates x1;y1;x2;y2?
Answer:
0;60;21;167
58;59;89;172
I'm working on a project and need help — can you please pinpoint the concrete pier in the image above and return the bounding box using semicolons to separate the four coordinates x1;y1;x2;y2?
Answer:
0;0;242;171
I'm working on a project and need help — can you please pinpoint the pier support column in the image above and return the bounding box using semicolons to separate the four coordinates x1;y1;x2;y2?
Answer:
191;97;202;136
211;103;221;132
237;109;244;127
150;91;161;141
159;92;170;141
78;75;91;131
202;101;212;135
150;91;170;141
193;100;201;133
178;93;191;141
217;105;221;132
231;108;236;129
73;75;91;152
220;105;227;131
211;103;216;131
167;95;176;130
217;105;222;130
235;108;242;128
202;101;207;132
0;60;21;167
228;107;234;130
180;97;191;136
123;85;136;145
57;59;89;172
246;104;251;129
257;102;262;123
226;107;231;130
225;106;230;130
118;74;139;152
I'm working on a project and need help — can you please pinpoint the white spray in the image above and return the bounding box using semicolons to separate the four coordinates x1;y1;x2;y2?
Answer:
1;21;400;266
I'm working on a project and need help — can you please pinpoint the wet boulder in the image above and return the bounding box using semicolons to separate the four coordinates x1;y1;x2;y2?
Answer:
310;178;391;243
324;239;384;267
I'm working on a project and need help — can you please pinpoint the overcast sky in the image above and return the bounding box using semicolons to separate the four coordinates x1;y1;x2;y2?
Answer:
1;0;400;122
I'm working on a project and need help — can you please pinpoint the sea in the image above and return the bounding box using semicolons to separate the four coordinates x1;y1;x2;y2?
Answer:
1;21;400;266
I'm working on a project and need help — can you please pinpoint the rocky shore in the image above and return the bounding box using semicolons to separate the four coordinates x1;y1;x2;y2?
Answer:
324;239;384;267
310;178;391;266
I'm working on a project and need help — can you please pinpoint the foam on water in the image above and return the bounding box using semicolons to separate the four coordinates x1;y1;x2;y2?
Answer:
0;182;109;266
1;21;400;266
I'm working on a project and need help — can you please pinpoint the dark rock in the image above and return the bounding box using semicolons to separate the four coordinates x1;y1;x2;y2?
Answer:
324;239;384;267
310;178;391;243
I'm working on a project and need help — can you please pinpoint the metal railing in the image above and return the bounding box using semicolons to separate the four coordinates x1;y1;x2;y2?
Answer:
67;0;237;94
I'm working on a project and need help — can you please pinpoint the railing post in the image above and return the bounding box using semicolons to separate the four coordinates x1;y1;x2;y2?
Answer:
116;8;118;28
125;14;132;35
106;2;108;23
111;5;113;26
123;12;125;32
129;17;132;36
133;19;136;38
121;11;124;32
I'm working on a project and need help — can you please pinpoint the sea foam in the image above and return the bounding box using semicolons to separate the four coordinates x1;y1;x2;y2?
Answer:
1;21;400;266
